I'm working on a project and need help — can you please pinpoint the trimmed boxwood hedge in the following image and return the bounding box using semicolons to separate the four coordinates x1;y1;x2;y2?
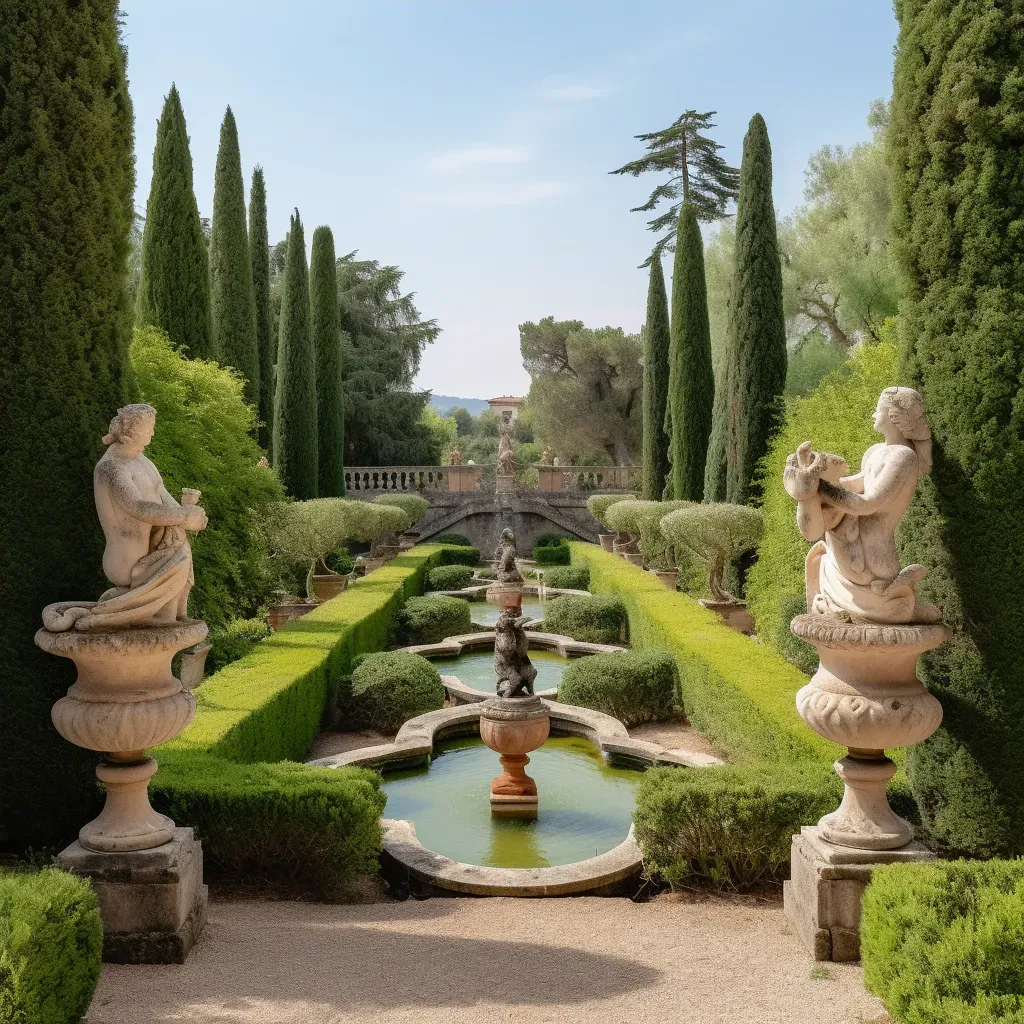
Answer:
558;651;677;727
0;868;102;1024
542;594;627;645
426;564;475;591
569;543;916;888
205;616;271;675
434;546;480;568
350;651;445;733
535;532;571;548
397;595;472;645
432;532;472;546
153;545;456;891
862;859;1024;1024
533;543;571;565
542;565;589;591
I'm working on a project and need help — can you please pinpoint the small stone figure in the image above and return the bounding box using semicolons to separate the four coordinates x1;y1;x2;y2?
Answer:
493;609;537;698
494;527;523;584
539;448;553;466
449;447;462;466
497;418;516;476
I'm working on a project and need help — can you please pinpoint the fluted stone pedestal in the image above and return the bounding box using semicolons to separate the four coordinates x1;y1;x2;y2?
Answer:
784;826;934;961
58;826;207;964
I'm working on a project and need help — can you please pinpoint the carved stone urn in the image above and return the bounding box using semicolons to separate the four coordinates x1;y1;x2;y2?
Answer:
790;616;948;850
37;619;207;852
479;695;550;817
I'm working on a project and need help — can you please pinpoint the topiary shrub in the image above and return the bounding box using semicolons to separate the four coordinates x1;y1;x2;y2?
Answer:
635;762;841;889
586;492;637;530
558;651;677;726
435;546;480;568
605;498;694;571
542;565;590;591
542;594;627;644
397;596;472;645
426;564;475;591
0;868;102;1024
433;532;472;546
535;532;571;549
205;617;271;675
862;859;1024;1024
350;651;445;733
372;493;429;526
533;544;571;565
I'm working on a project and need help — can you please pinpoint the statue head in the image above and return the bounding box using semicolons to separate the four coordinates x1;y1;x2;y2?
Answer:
875;387;932;474
102;404;157;450
500;528;515;545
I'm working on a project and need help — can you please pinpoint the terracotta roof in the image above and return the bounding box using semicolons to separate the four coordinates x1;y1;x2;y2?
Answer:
487;396;523;404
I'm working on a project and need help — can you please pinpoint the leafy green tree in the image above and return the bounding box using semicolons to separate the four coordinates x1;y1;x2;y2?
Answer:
723;114;787;505
642;257;671;498
610;110;740;264
338;254;441;465
136;84;211;357
310;226;345;495
209;107;258;407
0;0;135;846
892;0;1024;857
451;407;476;436
249;167;274;450
521;317;643;465
666;205;714;499
273;211;318;497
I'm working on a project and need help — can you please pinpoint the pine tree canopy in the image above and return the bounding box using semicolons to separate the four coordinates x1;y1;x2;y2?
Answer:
249;166;274;452
611;110;740;265
136;83;211;357
210;105;259;408
311;226;345;496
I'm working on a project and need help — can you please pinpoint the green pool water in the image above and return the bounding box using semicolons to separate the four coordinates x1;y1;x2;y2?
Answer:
431;648;567;693
381;735;641;868
472;596;546;626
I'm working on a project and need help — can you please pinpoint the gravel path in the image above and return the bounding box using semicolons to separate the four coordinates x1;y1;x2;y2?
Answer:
86;898;888;1024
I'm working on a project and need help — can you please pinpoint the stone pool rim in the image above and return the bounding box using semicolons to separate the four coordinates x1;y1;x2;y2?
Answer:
426;584;591;630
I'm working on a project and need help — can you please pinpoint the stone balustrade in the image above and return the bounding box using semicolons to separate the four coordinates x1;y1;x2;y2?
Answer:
344;464;639;494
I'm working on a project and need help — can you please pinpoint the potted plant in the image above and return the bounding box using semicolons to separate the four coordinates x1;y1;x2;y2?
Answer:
605;499;693;582
585;493;637;552
371;494;428;559
659;503;763;632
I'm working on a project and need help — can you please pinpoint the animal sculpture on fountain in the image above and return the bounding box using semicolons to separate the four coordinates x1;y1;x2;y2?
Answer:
493;610;537;698
494;527;523;584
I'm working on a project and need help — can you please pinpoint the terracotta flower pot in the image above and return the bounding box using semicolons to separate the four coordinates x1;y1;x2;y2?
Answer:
598;534;616;552
178;641;212;690
653;569;678;590
624;552;645;568
312;573;349;602
699;599;756;635
267;602;317;632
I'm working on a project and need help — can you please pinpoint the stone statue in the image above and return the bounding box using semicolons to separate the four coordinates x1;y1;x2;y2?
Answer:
497;419;516;476
42;404;208;631
494;528;523;584
449;447;462;466
539;448;553;466
784;386;940;625
493;610;537;698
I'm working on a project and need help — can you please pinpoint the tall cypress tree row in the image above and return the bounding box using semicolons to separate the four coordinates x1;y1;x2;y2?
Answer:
310;226;345;496
892;0;1024;857
136;84;211;357
642;256;671;499
704;338;731;502
724;114;786;505
273;211;318;498
666;204;714;500
0;0;135;845
249;167;274;451
209;106;259;407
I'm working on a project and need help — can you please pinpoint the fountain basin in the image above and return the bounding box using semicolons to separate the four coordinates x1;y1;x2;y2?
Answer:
426;584;590;629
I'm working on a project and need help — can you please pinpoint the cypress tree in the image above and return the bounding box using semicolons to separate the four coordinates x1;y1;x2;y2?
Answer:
666;204;714;500
273;211;318;498
892;0;1024;857
0;0;135;845
724;114;787;505
310;226;345;496
209;106;259;407
642;256;671;499
249;167;274;451
136;84;211;357
704;338;731;502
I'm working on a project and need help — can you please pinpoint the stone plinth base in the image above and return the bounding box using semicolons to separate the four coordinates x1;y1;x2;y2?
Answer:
496;473;515;493
58;826;207;964
784;825;934;962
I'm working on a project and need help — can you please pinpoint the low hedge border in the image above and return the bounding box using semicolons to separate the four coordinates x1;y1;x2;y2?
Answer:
569;543;915;887
862;859;1024;1023
152;545;456;894
0;868;102;1024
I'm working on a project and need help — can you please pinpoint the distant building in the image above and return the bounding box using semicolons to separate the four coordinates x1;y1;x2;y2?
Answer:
487;396;524;422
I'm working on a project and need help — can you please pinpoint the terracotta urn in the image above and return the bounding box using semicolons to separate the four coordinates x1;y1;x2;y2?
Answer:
700;599;756;635
790;615;949;850
312;573;349;602
653;569;678;591
267;601;317;631
177;640;212;690
598;534;616;553
611;532;633;556
486;582;524;615
479;695;550;816
624;552;645;568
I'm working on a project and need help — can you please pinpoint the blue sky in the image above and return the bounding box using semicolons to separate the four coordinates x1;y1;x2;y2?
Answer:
121;0;898;399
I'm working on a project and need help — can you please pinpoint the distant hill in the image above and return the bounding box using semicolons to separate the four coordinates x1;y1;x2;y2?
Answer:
430;394;489;416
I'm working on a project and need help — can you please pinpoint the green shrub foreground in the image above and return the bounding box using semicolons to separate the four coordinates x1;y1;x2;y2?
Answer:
397;595;472;645
533;543;571;565
434;546;480;568
542;594;627;645
568;544;917;887
205;617;271;675
0;868;102;1024
427;564;475;591
350;651;445;733
153;545;454;894
558;651;677;727
862;859;1024;1023
432;532;472;546
542;565;590;591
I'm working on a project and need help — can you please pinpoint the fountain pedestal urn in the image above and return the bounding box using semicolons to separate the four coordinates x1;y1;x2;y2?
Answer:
479;695;550;818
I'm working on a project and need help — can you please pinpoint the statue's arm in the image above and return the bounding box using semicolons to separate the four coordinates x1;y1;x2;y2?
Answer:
840;472;866;494
102;464;191;526
819;449;915;515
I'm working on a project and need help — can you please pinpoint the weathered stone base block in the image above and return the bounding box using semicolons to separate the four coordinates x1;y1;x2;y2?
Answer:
784;825;934;962
57;826;207;964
